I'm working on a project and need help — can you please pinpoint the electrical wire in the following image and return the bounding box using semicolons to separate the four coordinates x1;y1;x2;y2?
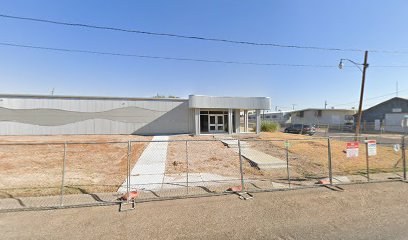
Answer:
1;41;407;69
330;89;408;107
0;42;338;67
0;13;388;53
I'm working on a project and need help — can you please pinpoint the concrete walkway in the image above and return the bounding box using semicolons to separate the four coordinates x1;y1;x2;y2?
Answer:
221;138;287;170
118;136;169;193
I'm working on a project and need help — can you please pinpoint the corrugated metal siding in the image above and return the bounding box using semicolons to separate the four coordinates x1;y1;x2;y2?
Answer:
362;98;408;122
0;97;192;135
385;113;408;133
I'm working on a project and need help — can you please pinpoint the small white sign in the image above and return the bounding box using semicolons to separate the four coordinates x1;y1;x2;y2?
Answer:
392;108;402;113
366;140;377;156
394;144;400;152
346;142;359;158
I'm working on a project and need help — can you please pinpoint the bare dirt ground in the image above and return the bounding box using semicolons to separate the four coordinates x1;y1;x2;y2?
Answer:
2;181;408;240
237;132;404;180
166;135;268;180
0;135;151;197
166;135;241;178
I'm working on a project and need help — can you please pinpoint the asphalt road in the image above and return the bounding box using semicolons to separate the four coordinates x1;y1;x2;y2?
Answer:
2;181;408;240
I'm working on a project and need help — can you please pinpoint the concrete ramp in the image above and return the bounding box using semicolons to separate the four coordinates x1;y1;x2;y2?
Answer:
221;139;287;170
240;148;287;170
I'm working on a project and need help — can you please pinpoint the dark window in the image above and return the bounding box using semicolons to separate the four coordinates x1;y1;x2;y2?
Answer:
200;111;209;115
224;114;229;132
232;111;235;132
200;115;208;132
297;111;304;118
316;110;322;117
209;111;225;114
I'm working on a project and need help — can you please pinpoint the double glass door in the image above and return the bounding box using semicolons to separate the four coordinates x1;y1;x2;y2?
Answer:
209;114;225;133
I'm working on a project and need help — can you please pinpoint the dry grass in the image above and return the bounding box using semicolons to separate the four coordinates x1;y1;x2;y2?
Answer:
0;135;151;197
239;132;403;179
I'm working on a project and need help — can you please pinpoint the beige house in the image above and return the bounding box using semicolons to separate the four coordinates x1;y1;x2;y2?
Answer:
290;108;357;126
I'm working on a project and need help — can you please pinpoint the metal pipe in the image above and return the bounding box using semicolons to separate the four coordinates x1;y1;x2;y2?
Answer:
59;142;67;206
127;140;131;202
402;136;406;181
365;137;370;182
285;140;291;188
186;140;189;194
328;137;333;185
238;140;245;191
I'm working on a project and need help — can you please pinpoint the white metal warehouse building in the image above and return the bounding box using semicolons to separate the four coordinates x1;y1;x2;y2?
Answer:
0;94;271;135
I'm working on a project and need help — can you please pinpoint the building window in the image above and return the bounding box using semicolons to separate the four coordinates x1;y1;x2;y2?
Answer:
316;110;322;117
297;111;304;118
345;115;354;121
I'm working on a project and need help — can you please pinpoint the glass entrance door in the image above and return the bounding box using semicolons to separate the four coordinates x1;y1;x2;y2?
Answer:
209;114;225;133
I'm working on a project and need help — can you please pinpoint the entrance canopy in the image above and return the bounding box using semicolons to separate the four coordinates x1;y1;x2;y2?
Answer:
188;95;271;135
189;95;271;110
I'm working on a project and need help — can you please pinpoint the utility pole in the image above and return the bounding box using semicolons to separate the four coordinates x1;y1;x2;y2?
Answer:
324;100;327;109
355;51;369;137
292;104;296;110
396;81;399;97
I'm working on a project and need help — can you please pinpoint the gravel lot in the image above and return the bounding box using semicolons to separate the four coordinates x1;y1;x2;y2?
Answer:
2;181;408;240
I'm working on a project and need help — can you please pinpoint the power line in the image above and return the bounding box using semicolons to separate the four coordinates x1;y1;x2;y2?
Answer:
1;42;407;69
331;88;408;107
0;13;391;53
0;42;339;67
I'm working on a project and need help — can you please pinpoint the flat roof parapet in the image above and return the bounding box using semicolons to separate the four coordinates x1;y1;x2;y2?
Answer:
188;95;271;110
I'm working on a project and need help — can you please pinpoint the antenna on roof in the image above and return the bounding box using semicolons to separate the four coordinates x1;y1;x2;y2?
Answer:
396;81;399;97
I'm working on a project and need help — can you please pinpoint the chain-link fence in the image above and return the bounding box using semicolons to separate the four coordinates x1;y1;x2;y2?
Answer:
0;135;406;212
276;122;407;136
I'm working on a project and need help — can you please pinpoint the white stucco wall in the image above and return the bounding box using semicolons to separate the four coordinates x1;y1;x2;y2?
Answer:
290;109;356;125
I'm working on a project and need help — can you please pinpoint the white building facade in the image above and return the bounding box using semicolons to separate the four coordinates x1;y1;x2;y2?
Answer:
0;94;271;135
290;108;356;126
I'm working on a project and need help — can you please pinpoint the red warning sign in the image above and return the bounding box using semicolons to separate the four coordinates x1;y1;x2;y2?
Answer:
346;142;359;158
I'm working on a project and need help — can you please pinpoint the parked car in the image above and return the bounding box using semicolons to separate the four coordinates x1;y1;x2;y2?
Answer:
284;124;316;135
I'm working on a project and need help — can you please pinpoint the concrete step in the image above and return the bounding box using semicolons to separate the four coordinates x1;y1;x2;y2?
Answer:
220;139;287;170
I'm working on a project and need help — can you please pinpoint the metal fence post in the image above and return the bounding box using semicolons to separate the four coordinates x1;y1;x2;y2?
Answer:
365;137;370;182
59;142;67;206
127;140;131;202
328;137;333;185
326;124;329;136
185;140;189;194
238;140;245;191
402;136;406;181
285;140;291;188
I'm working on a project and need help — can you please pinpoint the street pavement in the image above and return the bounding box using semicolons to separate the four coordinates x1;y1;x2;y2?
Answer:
2;181;408;239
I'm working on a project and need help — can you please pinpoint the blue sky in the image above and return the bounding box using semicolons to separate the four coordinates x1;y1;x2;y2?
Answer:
1;0;408;111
